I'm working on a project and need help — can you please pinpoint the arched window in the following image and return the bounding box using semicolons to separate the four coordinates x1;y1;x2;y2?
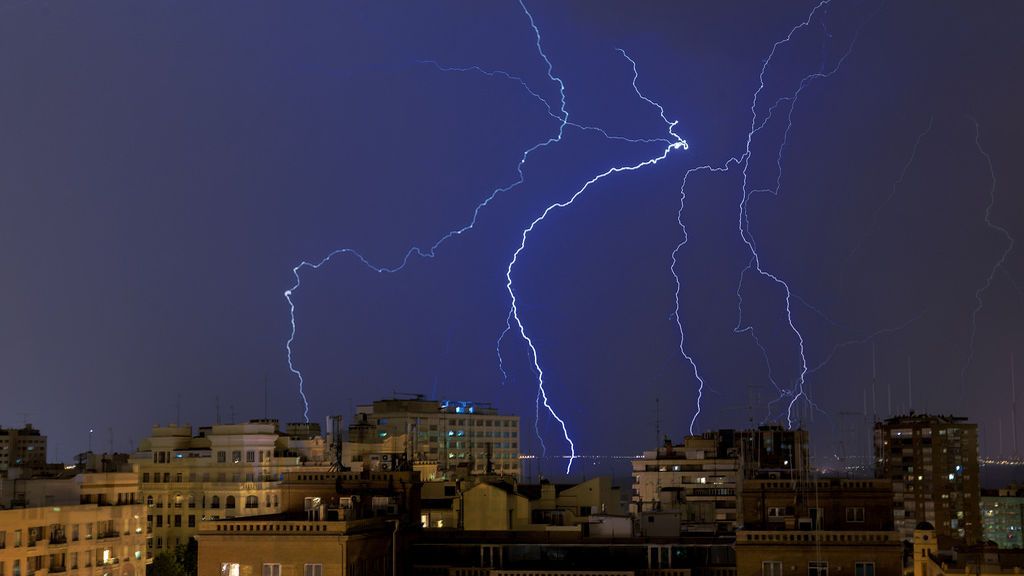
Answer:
210;496;220;509
245;496;258;509
188;494;195;508
226;496;236;509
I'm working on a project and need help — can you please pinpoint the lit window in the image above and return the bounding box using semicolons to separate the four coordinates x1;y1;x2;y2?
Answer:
221;563;240;576
763;561;784;576
304;564;323;576
263;564;281;576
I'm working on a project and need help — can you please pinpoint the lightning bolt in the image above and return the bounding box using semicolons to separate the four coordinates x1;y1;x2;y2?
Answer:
675;0;881;432
503;1;688;474
285;1;683;433
841;116;935;287
961;116;1016;398
283;8;574;423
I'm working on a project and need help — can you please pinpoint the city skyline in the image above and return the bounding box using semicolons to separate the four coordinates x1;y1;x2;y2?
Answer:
1;1;1023;470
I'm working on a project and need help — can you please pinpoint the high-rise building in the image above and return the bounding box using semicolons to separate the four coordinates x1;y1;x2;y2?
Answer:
130;420;328;556
0;424;47;474
345;396;520;479
873;412;981;546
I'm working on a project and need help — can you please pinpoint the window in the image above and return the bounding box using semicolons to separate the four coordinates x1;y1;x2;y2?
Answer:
156;516;163;528
263;564;281;576
226;496;236;509
211;496;220;509
221;563;240;576
809;561;828;576
245;496;258;509
217;451;226;464
763;561;784;576
188;515;195;528
232;451;242;464
246;451;256;463
304;565;323;576
142;473;150;483
846;507;865;522
768;507;786;519
855;562;874;576
174;515;181;528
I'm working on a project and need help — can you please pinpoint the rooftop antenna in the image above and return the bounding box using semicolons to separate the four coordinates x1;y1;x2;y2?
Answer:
1012;353;1018;458
863;388;869;468
887;361;892;418
999;418;1004;459
871;342;878;422
746;384;758;427
655;397;660;446
907;356;913;413
264;374;269;419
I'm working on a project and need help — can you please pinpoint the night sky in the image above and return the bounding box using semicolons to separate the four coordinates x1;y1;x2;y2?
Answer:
2;0;1022;470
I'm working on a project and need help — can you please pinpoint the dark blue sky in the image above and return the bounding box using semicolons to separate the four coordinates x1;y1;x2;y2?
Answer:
2;0;1022;469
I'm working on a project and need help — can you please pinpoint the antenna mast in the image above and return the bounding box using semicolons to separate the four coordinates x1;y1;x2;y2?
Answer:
1012;353;1018;458
907;356;913;412
655;397;660;445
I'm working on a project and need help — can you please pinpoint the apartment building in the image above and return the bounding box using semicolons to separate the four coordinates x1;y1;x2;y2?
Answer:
981;485;1024;549
873;413;981;546
631;426;809;536
130;420;328;555
198;470;420;576
735;478;903;576
346;396;520;479
0;471;147;576
0;425;47;475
